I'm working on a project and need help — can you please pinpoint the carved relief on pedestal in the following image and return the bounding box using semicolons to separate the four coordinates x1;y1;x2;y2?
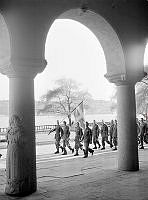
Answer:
5;115;31;195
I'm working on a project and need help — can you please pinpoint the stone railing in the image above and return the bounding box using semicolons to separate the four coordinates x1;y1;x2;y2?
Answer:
0;122;111;138
0;122;111;134
0;124;57;135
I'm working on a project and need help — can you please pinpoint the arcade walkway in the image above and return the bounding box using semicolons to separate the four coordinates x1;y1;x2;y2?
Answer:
0;147;148;200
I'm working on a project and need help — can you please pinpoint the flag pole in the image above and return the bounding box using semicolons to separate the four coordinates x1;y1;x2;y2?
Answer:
70;100;84;115
59;100;84;124
48;100;84;134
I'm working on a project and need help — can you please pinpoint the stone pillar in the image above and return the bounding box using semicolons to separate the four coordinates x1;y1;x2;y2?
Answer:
117;83;139;171
3;59;47;196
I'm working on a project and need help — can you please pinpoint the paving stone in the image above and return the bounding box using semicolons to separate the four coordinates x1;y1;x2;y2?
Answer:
0;148;148;199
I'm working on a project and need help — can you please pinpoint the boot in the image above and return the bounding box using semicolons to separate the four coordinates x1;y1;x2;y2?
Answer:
91;149;94;155
83;155;88;158
62;149;67;155
93;146;97;149
0;154;2;158
71;148;74;154
139;146;144;149
101;147;105;150
112;147;117;151
54;151;59;154
74;150;79;156
60;146;64;152
89;148;94;155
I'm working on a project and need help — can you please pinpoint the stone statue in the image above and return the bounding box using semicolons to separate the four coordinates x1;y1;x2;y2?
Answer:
5;115;30;195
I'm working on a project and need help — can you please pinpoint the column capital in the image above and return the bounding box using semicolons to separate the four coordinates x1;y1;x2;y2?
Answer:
105;72;145;86
105;73;130;86
0;58;47;78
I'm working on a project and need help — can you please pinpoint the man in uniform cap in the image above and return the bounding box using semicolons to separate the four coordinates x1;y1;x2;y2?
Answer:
61;121;74;155
139;118;147;149
48;120;63;154
101;120;113;150
74;122;83;156
81;121;94;158
112;120;118;150
92;120;101;149
109;120;114;148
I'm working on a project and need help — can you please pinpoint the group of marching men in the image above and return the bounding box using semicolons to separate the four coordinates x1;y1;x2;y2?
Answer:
49;119;118;158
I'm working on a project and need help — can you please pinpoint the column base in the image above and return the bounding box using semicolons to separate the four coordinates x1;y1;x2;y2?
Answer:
118;165;139;172
5;180;37;197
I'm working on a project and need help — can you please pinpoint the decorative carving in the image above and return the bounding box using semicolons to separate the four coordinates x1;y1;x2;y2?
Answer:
5;115;31;195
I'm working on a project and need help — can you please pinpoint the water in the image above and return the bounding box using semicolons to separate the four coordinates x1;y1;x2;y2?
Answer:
0;114;116;128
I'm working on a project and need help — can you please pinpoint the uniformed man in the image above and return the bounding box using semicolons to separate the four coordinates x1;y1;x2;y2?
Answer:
136;118;140;144
81;121;94;158
62;121;74;155
112;119;118;150
49;120;63;154
100;120;113;150
139;118;147;149
109;120;114;148
92;120;101;149
74;122;83;156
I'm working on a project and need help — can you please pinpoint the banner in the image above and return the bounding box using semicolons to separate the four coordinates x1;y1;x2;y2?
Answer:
73;101;85;129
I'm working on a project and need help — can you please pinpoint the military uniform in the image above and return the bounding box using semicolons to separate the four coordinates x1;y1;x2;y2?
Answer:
81;125;94;158
139;121;147;149
74;126;83;156
109;122;114;148
62;125;74;155
92;123;100;149
112;122;117;150
101;123;112;149
49;124;63;154
54;125;63;153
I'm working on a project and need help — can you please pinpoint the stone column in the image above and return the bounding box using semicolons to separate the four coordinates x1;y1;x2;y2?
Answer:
0;2;48;196
117;83;139;171
3;59;47;196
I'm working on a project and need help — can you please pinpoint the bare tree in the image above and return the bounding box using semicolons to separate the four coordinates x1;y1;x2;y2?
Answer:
40;78;92;125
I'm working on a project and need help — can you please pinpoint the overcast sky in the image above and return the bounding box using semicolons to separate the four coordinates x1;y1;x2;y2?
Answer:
0;19;148;100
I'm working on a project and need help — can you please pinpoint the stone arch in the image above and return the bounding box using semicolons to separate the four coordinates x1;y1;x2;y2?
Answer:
51;8;126;84
0;13;10;74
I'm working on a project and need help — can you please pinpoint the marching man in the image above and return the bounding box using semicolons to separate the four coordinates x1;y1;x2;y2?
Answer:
48;120;63;154
74;122;83;156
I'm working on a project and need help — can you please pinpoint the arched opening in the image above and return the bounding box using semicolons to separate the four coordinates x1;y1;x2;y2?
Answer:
35;18;116;104
34;17;117;156
35;8;126;116
34;9;125;159
37;8;140;173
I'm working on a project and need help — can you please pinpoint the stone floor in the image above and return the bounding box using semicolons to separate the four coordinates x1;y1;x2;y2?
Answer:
0;147;148;200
